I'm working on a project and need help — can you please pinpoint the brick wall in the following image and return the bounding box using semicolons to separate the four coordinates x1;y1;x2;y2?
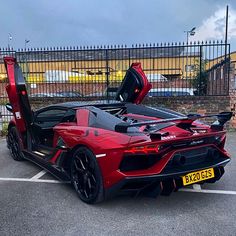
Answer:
143;64;235;130
143;96;235;131
29;95;235;131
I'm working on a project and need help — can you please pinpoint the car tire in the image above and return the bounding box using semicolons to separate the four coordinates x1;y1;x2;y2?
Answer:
70;147;104;204
7;126;25;161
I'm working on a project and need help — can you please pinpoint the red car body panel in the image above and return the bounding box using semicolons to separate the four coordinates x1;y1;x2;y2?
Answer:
53;120;228;189
5;57;27;134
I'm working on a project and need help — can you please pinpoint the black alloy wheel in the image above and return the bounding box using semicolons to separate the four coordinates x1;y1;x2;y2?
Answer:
7;126;25;161
71;147;104;204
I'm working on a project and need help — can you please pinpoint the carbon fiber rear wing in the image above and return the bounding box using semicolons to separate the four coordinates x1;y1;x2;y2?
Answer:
115;112;233;133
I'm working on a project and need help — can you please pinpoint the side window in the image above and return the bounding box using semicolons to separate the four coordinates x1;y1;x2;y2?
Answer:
36;109;67;120
61;109;76;122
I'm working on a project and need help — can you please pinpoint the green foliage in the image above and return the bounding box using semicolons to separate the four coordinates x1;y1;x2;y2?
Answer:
0;99;8;105
1;123;8;136
191;71;208;95
191;58;209;95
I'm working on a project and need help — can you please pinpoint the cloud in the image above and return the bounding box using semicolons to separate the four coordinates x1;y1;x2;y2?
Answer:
192;6;236;42
1;0;236;49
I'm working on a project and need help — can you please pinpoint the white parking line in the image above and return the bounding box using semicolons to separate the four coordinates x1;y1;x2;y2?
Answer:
0;177;69;184
0;177;235;195
180;188;236;195
30;170;47;180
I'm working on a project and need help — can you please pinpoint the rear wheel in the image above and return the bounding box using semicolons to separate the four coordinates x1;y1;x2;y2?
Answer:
70;147;104;204
7;126;25;161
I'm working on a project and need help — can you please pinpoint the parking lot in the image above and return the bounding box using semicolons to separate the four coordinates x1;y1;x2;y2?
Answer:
0;133;235;236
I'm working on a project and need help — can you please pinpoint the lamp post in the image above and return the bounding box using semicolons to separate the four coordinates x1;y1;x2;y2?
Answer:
25;39;30;50
184;27;196;44
8;33;12;50
24;39;30;79
183;27;196;82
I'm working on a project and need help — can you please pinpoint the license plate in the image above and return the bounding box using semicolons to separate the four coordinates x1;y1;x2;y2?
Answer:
182;168;215;186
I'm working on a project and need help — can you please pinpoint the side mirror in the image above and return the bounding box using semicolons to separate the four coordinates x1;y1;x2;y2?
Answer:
5;103;13;113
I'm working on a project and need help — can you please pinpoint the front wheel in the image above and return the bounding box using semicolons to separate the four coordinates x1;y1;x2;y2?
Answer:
70;147;104;204
7;126;25;161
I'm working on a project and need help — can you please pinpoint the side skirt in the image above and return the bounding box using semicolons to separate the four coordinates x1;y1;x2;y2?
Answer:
22;150;70;181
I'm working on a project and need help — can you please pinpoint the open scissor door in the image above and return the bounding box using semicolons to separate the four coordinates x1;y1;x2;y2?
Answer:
115;63;152;104
4;57;33;134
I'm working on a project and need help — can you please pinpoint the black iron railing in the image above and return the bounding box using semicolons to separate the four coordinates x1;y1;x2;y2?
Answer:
0;41;231;121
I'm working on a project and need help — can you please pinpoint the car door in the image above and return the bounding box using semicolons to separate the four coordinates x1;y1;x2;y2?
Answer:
4;57;33;134
115;62;152;104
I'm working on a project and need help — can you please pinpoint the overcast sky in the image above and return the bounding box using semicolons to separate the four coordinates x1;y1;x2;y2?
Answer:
0;0;236;50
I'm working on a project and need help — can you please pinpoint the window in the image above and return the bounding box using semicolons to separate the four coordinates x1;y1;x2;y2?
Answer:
36;109;67;119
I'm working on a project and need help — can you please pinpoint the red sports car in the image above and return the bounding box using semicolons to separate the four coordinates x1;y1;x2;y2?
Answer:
4;57;232;204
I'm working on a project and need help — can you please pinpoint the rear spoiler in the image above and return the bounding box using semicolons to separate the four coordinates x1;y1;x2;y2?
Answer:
115;112;233;133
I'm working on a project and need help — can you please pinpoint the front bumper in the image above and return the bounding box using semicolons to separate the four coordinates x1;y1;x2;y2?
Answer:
105;158;230;199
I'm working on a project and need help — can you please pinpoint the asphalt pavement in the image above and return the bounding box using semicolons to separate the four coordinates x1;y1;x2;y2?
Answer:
0;133;235;236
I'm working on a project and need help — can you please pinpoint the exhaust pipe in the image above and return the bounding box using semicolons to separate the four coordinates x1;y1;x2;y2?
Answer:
207;148;220;160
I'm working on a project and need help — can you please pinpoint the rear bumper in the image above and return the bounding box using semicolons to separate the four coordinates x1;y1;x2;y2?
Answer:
105;158;230;199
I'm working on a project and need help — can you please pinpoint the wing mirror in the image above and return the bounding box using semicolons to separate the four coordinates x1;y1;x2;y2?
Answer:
5;103;13;113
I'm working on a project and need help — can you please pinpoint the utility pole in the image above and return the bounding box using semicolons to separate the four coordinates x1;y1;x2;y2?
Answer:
225;5;229;92
225;5;229;58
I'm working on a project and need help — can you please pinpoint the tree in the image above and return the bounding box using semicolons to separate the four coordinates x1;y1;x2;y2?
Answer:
191;58;208;95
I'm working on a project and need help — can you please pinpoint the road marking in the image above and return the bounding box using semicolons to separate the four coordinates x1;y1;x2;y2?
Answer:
193;184;201;190
180;188;236;195
0;177;69;184
30;170;47;180
0;177;235;195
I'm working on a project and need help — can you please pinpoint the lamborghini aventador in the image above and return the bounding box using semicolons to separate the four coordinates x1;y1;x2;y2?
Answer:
4;57;232;203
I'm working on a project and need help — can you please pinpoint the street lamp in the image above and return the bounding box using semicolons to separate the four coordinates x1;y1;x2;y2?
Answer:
8;33;12;50
24;39;30;79
184;27;196;44
184;27;196;78
25;39;30;49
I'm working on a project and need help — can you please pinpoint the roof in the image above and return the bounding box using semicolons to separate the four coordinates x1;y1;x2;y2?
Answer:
12;47;190;62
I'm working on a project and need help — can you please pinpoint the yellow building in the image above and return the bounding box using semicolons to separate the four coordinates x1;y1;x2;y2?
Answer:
0;47;233;85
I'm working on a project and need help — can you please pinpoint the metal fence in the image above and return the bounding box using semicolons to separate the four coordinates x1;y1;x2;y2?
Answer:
0;41;231;121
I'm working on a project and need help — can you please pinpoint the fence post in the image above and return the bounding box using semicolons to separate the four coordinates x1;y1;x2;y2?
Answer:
199;45;203;95
105;49;110;101
128;48;131;66
227;44;230;95
0;112;2;133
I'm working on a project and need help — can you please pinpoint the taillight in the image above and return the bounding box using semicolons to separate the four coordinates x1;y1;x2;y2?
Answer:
124;144;160;154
